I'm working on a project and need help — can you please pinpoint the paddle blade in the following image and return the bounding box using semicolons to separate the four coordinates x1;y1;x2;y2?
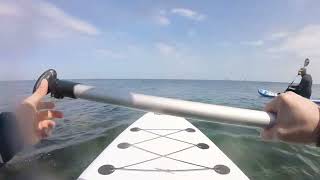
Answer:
304;58;310;67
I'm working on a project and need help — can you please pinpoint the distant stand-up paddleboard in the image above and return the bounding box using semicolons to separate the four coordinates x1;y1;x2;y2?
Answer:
258;89;320;104
258;89;278;98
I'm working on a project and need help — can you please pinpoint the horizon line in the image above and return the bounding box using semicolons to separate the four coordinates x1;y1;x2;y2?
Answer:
0;78;293;84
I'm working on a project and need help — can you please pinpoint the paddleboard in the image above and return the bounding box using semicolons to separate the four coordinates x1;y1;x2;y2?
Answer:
258;88;320;104
78;112;249;180
258;89;277;98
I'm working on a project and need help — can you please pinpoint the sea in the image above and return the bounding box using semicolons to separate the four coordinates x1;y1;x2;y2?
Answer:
0;80;320;180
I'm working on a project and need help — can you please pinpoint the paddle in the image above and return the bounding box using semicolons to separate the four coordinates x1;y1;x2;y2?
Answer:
33;69;275;128
285;58;310;92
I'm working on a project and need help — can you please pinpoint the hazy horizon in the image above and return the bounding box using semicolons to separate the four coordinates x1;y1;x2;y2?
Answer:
0;78;303;84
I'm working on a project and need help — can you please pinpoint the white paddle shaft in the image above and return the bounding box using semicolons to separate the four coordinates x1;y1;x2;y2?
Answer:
73;84;275;128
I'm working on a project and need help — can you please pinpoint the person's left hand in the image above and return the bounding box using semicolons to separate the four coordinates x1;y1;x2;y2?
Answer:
16;80;63;145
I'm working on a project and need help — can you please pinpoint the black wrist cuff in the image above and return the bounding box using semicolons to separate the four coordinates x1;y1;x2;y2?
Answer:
317;132;320;147
0;112;24;163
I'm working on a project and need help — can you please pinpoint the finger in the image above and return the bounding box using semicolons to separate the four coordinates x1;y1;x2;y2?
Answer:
38;120;56;130
261;128;275;140
264;97;280;113
29;80;49;104
38;120;56;138
260;124;280;140
37;102;55;110
38;110;63;120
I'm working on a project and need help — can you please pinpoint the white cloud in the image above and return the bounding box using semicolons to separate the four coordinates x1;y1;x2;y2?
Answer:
96;49;127;59
0;2;20;16
155;8;205;26
269;32;289;40
0;0;100;62
171;8;206;21
155;42;177;56
0;1;99;39
154;10;170;26
38;1;99;36
269;25;320;58
241;40;264;47
155;15;170;26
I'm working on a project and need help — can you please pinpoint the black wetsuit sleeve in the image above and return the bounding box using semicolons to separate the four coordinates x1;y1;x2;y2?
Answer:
0;112;24;166
296;75;312;98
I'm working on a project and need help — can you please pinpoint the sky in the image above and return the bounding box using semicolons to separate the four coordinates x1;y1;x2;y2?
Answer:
1;0;320;82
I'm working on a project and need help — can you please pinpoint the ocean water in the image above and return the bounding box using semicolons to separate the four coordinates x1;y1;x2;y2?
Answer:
0;80;320;180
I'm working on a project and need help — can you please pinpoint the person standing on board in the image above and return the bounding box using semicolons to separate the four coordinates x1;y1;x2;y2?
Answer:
286;68;312;99
0;80;63;166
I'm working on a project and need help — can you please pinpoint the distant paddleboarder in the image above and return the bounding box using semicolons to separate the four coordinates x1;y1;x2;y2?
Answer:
286;67;312;99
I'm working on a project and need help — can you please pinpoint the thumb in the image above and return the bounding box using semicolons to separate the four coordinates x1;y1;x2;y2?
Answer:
29;80;49;104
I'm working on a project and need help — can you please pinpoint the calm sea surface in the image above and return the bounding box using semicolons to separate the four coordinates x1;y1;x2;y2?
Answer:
0;80;320;180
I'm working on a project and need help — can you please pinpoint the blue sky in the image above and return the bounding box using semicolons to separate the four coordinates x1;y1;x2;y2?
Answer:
1;0;320;82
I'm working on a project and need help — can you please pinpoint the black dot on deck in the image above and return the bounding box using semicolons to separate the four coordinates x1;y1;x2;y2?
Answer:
213;164;230;175
117;142;131;149
98;165;115;175
196;143;209;149
185;128;195;132
130;127;141;132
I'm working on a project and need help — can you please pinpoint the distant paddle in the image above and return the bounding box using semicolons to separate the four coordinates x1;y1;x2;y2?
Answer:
285;58;310;92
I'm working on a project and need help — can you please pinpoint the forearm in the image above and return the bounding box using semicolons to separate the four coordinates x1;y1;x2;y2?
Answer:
0;112;24;165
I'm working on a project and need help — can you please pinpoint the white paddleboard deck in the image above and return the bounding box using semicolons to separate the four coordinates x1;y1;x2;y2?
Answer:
78;112;249;180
